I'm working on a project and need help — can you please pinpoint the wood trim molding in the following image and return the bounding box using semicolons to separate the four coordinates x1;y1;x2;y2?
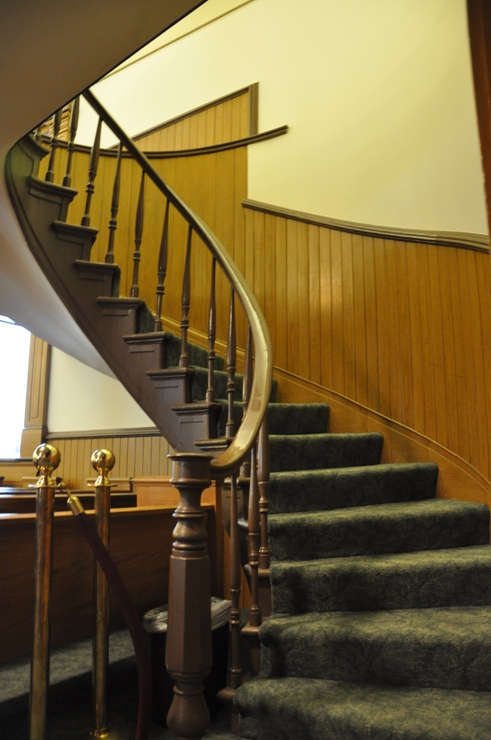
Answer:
20;336;51;457
45;426;161;441
243;199;490;253
248;81;259;136
43;125;287;160
467;0;491;243
144;126;288;158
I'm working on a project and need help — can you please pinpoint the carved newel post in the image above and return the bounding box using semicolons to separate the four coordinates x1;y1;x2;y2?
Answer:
29;443;61;740
166;453;214;740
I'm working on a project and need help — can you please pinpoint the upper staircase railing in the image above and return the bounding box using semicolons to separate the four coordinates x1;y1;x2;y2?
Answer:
8;90;274;739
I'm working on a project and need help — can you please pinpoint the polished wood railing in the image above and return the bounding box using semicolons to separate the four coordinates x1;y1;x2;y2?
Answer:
34;91;273;738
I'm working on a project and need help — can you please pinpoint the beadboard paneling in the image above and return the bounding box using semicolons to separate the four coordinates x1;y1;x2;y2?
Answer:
243;203;491;482
46;431;172;490
135;88;250;151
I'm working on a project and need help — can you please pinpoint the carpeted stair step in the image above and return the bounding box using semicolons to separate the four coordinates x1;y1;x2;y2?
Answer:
216;401;330;438
259;606;491;691
269;462;438;514
235;676;491;740
271;544;491;613
268;499;489;561
269;432;383;472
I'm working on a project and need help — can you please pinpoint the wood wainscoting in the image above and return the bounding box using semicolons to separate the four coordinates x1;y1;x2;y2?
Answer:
45;428;173;491
34;86;491;492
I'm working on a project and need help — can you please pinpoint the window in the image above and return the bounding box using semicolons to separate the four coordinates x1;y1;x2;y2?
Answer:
0;316;31;458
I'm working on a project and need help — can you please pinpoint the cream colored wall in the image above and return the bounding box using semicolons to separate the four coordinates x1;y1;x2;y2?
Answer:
47;348;153;432
81;0;487;235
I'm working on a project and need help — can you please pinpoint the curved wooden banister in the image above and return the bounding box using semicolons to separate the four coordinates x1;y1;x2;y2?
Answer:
82;89;273;478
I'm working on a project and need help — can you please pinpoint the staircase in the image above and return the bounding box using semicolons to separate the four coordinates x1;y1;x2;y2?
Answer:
235;431;491;739
6;96;491;740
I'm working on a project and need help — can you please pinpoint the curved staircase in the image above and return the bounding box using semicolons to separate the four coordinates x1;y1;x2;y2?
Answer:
6;99;491;740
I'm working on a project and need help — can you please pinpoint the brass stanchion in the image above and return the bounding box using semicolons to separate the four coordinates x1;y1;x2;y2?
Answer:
29;443;61;740
90;449;116;739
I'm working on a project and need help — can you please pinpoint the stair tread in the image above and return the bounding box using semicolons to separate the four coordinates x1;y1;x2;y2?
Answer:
260;606;491;690
270;544;491;612
235;676;491;740
268;499;489;561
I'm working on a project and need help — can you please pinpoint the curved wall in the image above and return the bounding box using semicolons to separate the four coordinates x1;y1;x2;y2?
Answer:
86;0;487;234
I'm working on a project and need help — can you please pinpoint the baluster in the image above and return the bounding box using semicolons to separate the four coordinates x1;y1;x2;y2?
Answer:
29;444;61;740
154;199;170;330
130;171;145;298
166;453;213;740
91;449;115;738
228;473;243;732
258;415;271;571
62;97;80;187
81;117;102;227
226;288;237;437
105;142;122;264
240;325;253;477
179;225;192;367
45;109;62;183
206;258;217;402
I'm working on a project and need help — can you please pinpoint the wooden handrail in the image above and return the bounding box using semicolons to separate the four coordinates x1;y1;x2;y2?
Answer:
82;89;273;479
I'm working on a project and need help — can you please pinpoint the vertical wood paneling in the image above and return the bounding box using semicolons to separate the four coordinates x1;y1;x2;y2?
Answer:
48;433;172;490
135;91;249;152
55;96;491;486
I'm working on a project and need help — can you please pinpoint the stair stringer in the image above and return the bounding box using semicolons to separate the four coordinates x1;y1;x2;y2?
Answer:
5;134;219;453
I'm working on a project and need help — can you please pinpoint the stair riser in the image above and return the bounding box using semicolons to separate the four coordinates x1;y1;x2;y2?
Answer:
271;555;491;613
269;464;438;514
268;506;489;561
269;434;384;472
235;678;491;740
261;624;491;691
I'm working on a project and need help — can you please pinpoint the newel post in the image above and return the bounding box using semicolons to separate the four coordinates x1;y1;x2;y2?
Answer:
166;453;214;740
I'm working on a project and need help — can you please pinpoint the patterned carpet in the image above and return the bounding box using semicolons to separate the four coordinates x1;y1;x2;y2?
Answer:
0;629;234;740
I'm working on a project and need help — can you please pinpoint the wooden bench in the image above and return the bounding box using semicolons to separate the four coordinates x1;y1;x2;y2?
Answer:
0;492;136;514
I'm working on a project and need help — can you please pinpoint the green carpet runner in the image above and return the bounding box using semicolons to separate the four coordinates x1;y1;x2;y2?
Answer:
230;397;491;739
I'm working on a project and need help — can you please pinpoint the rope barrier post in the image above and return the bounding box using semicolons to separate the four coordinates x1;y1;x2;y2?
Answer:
29;444;61;740
90;448;116;739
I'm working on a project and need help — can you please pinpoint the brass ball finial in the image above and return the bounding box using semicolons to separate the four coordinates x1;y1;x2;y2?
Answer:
91;448;115;486
32;443;61;487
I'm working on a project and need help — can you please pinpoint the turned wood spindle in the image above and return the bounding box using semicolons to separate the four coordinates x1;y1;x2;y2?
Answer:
179;225;192;367
225;288;237;438
248;444;262;629
45;109;62;183
81;117;102;227
29;444;61;740
227;473;243;733
130;170;145;298
105;142;122;264
258;415;271;572
62;97;80;187
206;257;217;402
166;453;214;740
154;199;170;331
240;325;253;478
